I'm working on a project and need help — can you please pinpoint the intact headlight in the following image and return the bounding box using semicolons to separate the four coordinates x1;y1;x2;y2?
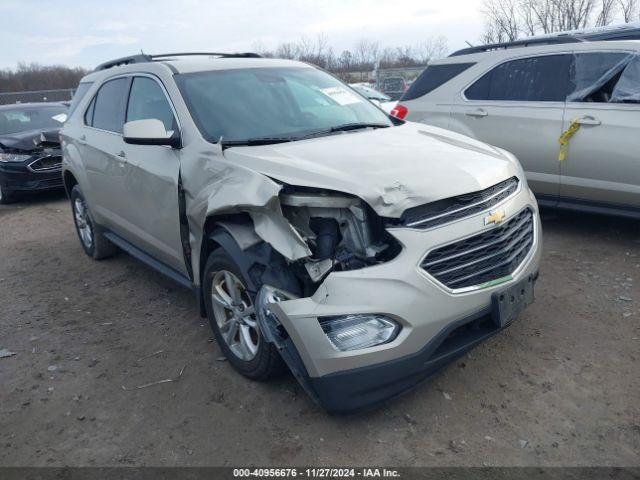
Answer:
0;153;31;163
319;314;400;351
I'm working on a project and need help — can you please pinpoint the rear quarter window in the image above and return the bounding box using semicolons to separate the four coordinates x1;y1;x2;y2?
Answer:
402;63;475;101
68;82;93;116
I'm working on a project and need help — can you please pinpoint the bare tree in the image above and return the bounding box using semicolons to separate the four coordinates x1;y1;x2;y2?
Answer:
414;36;448;64
0;63;88;93
297;36;312;59
481;0;630;43
618;0;639;20
354;39;380;69
275;42;298;59
482;0;521;42
257;35;448;75
594;0;618;26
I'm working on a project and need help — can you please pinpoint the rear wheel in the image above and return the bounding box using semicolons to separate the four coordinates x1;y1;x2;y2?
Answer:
203;248;286;380
71;185;117;260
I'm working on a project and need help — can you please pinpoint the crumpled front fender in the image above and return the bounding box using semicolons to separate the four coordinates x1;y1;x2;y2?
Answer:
179;145;312;286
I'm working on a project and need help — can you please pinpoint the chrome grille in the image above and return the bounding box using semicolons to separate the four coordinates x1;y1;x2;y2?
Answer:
28;155;62;172
421;208;534;290
402;177;519;229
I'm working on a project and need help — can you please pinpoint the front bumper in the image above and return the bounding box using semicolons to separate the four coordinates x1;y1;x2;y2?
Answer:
265;186;542;412
0;158;63;193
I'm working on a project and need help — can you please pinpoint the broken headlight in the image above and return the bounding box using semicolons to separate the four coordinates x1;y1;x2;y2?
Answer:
319;314;400;351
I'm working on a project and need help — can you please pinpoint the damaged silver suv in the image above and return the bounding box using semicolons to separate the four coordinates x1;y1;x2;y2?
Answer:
61;52;542;412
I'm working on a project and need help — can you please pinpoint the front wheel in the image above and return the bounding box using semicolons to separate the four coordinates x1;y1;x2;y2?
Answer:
0;184;14;204
203;248;286;380
71;185;117;260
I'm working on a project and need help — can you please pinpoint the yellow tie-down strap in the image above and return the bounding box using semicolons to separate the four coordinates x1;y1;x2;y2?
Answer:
557;119;581;161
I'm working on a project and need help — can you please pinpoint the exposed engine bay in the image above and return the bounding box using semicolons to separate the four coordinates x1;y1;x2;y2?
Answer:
279;186;401;285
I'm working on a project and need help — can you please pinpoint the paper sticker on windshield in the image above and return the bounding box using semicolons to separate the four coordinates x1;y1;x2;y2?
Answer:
52;113;68;123
320;87;362;106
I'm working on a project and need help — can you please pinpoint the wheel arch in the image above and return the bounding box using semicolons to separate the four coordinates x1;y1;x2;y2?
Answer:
62;169;79;197
197;212;302;317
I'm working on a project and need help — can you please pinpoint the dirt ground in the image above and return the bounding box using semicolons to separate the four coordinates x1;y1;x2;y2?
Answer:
0;192;638;467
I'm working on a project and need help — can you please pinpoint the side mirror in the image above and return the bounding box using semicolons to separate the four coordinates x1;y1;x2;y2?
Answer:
123;119;181;148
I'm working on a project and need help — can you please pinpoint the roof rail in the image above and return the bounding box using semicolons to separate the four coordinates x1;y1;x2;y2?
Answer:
449;35;582;57
580;25;640;41
94;52;262;71
94;54;152;71
450;23;640;57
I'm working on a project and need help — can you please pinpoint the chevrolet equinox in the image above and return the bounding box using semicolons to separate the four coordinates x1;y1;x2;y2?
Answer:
61;52;542;412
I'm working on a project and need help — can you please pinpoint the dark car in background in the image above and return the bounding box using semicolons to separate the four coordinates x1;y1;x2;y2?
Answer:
0;102;68;203
379;76;407;100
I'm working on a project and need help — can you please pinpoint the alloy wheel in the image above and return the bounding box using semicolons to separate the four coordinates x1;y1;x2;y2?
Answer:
74;197;93;250
211;270;260;361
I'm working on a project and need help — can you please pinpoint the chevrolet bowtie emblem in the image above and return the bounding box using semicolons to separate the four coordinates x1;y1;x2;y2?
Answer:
484;210;506;226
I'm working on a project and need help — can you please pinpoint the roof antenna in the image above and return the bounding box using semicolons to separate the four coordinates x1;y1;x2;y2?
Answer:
465;41;473;47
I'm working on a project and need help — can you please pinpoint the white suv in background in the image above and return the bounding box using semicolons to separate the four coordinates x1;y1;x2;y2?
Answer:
394;26;640;219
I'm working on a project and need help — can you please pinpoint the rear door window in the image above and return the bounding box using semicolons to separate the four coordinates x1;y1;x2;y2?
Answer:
402;63;475;101
568;52;636;103
126;77;177;132
611;54;640;103
465;54;571;102
90;77;130;133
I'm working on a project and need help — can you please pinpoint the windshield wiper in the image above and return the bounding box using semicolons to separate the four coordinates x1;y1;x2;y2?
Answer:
296;122;390;141
221;123;390;148
220;137;295;148
329;122;390;133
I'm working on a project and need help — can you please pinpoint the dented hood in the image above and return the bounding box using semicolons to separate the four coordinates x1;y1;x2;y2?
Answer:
222;122;521;217
0;128;60;153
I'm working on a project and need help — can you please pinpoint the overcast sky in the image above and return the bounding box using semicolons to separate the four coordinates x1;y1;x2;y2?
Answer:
0;0;485;69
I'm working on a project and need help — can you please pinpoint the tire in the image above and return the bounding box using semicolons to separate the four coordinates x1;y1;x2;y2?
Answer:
70;185;117;260
0;184;14;204
203;247;286;381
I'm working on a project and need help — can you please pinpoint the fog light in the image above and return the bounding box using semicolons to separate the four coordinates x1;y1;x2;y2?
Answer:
319;315;400;352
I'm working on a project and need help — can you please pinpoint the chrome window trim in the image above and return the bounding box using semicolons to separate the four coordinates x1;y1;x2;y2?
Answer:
82;72;182;144
416;205;538;294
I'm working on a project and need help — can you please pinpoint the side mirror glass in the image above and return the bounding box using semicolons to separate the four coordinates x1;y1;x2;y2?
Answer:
123;119;181;148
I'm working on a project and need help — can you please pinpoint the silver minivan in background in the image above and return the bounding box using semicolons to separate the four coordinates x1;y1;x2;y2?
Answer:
394;29;640;219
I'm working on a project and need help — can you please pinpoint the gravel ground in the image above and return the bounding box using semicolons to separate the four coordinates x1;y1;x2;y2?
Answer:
0;192;638;467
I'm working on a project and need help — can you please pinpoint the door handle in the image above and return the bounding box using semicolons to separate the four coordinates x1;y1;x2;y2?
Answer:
577;115;601;126
465;108;488;118
115;151;127;164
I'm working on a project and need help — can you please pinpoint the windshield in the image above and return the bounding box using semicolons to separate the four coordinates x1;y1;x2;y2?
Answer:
0;105;68;136
176;66;392;144
352;85;391;102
